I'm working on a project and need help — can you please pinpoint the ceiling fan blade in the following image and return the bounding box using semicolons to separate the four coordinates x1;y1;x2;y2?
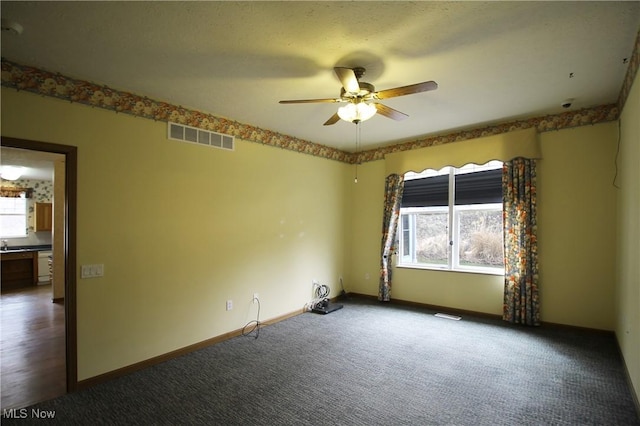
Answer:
279;98;341;104
334;67;360;93
374;103;409;121
323;113;341;126
375;81;438;100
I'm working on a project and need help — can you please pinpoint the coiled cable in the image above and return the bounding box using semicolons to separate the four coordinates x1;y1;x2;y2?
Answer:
242;297;261;339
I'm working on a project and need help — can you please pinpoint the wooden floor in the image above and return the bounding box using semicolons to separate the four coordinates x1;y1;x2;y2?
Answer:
1;284;66;410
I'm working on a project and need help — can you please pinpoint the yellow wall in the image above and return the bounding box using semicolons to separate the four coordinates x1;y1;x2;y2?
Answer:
1;84;630;387
344;160;385;295
53;159;65;299
348;123;619;330
1;88;350;380
537;123;618;329
616;69;640;404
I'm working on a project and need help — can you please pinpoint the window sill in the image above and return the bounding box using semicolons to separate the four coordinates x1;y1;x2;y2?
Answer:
396;263;505;276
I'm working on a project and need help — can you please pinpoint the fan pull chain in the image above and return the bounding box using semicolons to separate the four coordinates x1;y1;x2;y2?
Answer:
354;122;360;183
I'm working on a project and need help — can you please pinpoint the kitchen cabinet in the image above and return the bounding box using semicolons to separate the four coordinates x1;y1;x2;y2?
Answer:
35;202;53;232
1;250;38;290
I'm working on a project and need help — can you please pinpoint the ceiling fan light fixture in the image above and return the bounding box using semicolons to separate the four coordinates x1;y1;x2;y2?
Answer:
279;66;437;126
337;102;376;124
0;166;26;181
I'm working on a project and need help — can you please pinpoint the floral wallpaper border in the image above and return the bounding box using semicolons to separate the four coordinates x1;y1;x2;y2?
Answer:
353;104;619;163
2;32;638;166
617;28;640;112
0;59;350;163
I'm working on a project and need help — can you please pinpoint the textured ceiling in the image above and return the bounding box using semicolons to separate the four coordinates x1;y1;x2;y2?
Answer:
1;1;639;160
0;147;62;181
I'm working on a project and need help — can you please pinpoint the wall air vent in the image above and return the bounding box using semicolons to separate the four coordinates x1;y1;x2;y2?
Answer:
168;122;234;151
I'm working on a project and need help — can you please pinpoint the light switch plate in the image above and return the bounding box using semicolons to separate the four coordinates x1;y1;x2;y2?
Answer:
81;264;104;278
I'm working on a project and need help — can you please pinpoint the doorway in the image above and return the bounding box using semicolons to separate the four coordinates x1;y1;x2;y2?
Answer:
0;136;77;409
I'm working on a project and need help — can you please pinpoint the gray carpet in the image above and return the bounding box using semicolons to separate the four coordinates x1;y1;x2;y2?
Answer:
3;297;639;425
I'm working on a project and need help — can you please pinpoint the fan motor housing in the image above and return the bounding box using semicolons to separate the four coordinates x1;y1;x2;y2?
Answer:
341;81;375;99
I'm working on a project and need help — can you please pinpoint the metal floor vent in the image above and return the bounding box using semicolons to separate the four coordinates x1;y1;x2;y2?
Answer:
168;122;234;151
434;313;462;321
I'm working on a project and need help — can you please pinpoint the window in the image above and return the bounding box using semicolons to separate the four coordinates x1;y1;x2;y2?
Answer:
0;196;28;238
398;161;504;274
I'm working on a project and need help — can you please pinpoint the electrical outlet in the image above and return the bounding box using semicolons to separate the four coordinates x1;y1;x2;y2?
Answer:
226;300;233;311
253;293;259;303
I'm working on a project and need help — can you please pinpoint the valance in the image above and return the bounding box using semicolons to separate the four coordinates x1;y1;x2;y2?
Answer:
385;128;540;176
0;187;33;198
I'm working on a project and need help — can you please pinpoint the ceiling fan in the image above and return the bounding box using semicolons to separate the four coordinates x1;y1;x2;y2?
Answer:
279;67;438;125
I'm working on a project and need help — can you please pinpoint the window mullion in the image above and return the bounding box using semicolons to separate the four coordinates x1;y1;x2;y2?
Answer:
452;208;461;269
410;214;416;264
447;168;455;269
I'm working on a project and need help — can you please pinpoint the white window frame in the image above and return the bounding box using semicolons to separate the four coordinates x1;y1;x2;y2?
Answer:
398;165;504;275
452;203;504;274
0;196;29;238
400;206;450;268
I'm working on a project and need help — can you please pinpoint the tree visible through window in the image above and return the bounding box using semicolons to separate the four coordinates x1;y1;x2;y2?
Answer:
0;196;28;238
399;161;504;274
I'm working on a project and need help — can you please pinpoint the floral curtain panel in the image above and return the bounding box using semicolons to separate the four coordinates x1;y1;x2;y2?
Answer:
379;174;404;302
502;158;539;325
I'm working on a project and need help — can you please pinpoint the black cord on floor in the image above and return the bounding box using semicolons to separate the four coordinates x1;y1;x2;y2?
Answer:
242;298;261;339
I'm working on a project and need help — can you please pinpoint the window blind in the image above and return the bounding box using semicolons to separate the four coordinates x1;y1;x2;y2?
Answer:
455;168;502;205
401;168;502;207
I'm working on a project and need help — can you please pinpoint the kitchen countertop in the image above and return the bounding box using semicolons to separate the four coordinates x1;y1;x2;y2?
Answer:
1;245;52;254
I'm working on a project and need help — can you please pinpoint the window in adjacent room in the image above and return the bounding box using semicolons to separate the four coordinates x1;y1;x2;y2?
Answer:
398;161;504;274
0;196;28;238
